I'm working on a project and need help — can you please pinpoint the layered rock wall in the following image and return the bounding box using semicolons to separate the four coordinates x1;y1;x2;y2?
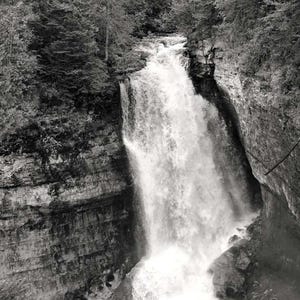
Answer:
188;40;300;297
0;116;137;299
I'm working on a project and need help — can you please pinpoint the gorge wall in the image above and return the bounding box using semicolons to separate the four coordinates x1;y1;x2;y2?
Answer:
188;13;300;297
0;94;138;299
0;1;155;297
1;0;299;298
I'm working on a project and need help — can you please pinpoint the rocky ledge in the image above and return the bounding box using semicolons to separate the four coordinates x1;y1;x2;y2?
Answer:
0;113;138;299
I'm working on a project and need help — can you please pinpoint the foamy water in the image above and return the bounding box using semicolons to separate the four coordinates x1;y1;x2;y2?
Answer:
121;36;255;300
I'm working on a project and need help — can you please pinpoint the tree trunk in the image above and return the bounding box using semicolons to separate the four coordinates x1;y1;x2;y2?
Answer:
105;0;110;62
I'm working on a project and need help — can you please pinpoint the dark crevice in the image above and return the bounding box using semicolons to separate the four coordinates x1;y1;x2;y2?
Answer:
188;58;262;209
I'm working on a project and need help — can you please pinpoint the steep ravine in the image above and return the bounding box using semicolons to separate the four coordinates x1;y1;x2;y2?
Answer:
188;43;300;299
1;30;299;299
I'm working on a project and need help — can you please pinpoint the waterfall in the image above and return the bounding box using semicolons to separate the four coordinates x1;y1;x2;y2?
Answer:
120;36;255;300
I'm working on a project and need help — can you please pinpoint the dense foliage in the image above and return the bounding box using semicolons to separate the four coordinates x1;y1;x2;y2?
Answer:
215;0;300;86
168;0;221;39
171;0;299;110
0;0;172;109
1;0;298;154
30;0;110;106
0;1;38;137
125;0;172;35
0;0;172;154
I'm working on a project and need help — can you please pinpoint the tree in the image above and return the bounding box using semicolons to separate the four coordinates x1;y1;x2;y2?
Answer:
0;1;37;107
170;0;221;38
105;0;110;62
0;1;38;137
103;0;134;63
30;0;109;106
124;0;172;34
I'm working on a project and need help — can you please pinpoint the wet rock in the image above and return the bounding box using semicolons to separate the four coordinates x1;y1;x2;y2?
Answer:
0;119;137;298
228;234;240;245
140;51;150;61
110;276;133;300
235;251;251;271
232;238;249;248
107;272;115;282
211;252;245;298
64;289;87;300
160;40;167;47
210;243;251;298
86;276;104;294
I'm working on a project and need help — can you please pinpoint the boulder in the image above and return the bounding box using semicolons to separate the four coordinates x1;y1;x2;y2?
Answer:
235;251;251;271
110;276;133;300
210;243;251;298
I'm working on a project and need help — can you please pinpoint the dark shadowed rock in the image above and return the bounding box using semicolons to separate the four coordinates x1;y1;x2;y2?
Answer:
228;235;240;245
209;242;252;298
110;276;133;300
107;272;115;282
235;251;251;271
0;114;139;299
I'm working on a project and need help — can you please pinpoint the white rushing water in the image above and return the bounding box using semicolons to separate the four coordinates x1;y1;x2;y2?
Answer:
121;36;255;300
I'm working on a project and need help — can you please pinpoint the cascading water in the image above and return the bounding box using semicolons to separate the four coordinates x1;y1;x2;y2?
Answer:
121;36;256;300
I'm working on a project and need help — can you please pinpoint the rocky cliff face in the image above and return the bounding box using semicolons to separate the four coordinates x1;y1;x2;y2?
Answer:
214;51;300;296
188;39;300;298
0;97;137;299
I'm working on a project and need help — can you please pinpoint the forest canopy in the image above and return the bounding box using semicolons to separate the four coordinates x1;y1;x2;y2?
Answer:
0;0;173;111
0;0;299;137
